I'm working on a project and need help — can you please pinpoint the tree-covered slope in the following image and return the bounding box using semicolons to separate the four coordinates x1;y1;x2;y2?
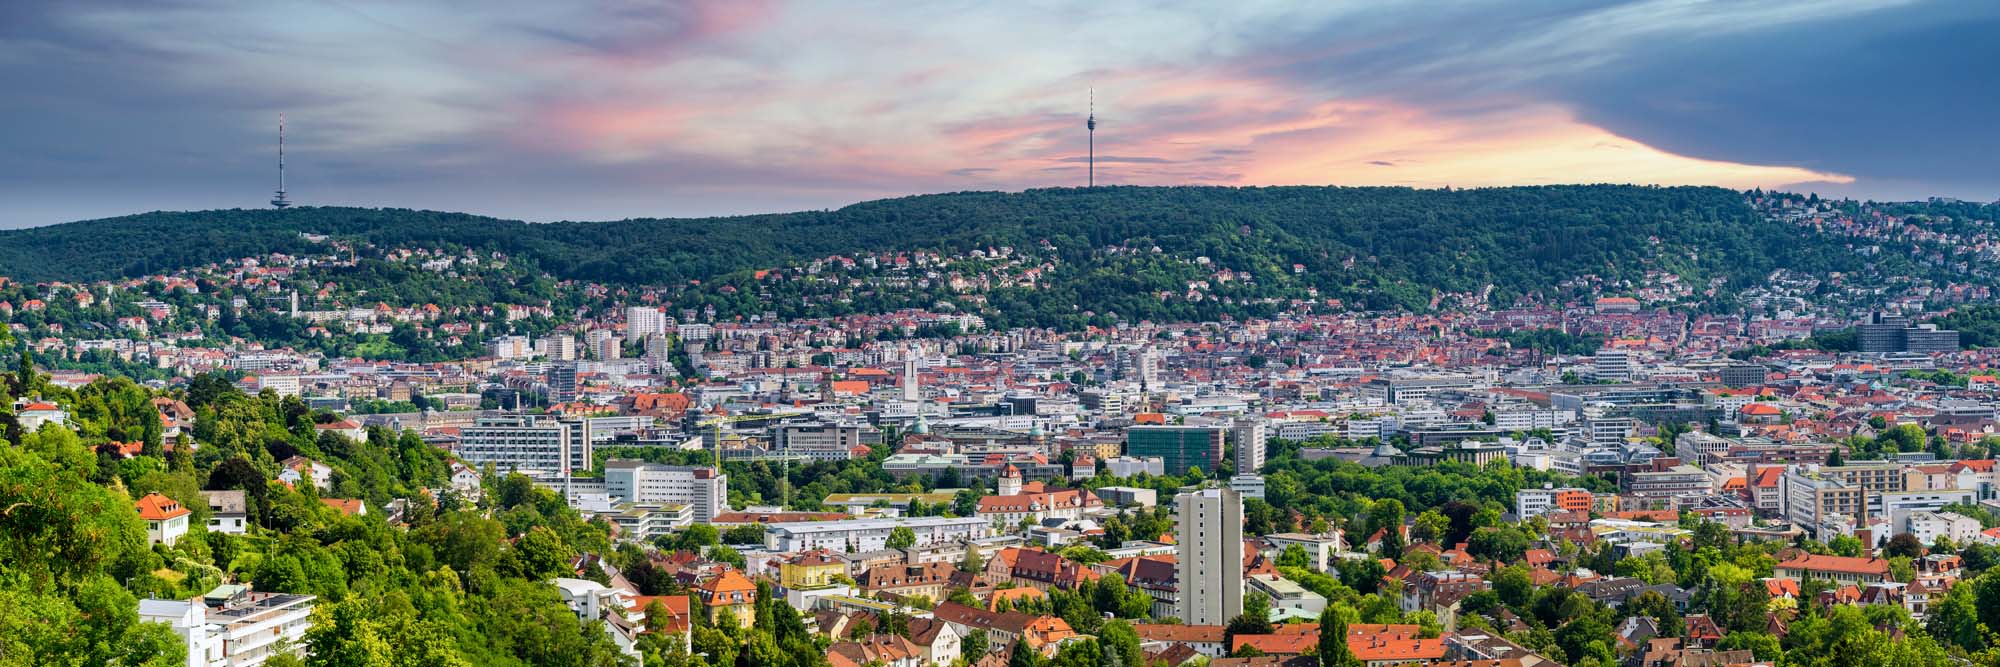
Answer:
0;185;1858;312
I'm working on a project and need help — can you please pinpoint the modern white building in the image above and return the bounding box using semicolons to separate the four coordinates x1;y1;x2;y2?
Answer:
625;306;667;339
1175;486;1243;626
1593;349;1635;382
1905;511;1982;546
1228;474;1266;500
1248;573;1328;620
456;414;588;478
764;517;988;552
140;585;314;667
602;460;728;522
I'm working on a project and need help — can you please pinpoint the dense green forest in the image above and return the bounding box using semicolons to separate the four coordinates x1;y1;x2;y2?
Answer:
0;186;1885;324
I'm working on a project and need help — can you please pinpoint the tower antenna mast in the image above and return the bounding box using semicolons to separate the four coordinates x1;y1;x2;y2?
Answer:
271;114;292;208
1087;88;1097;187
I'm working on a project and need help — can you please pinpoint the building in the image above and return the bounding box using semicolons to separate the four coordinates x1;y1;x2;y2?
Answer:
1626;465;1711;498
1232;418;1268;474
1594;349;1635;382
1228;474;1266;500
1247;573;1327;619
931;602;1079;656
1176;487;1244;626
780;550;855;608
977;486;1102;526
696;569;758;628
456;414;588;478
1859;313;1960;354
137;493;191;547
626;306;667;339
1905;511;1982;546
1775;554;1891;586
1096;486;1159;508
1127;425;1226;475
603;460;728;522
1364;376;1478;405
859;561;959;601
1515;487;1594;521
140;585;315;667
1719;364;1767;388
604;503;694;541
777;422;868;462
549;363;579;402
203;490;248;535
1261;533;1346;572
1781;468;1868;535
764;517;988;552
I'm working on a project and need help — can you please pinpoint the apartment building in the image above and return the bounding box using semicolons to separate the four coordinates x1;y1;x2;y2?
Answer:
140;585;315;667
602;460;728;522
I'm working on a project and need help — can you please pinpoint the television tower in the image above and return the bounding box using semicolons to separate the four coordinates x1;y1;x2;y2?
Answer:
1086;88;1097;187
271;113;292;208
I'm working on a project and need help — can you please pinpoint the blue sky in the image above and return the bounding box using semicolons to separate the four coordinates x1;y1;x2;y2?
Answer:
0;1;1993;227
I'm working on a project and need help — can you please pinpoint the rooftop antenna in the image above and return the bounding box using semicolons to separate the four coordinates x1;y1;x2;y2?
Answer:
271;113;292;208
1088;88;1104;187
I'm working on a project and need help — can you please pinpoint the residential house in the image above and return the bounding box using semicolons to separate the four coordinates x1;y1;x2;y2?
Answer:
136;493;191;547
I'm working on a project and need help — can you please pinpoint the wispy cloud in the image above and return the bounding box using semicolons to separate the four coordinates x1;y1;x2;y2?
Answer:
0;0;1986;227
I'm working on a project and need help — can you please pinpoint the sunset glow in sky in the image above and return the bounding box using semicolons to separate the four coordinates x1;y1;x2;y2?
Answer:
1;1;1995;225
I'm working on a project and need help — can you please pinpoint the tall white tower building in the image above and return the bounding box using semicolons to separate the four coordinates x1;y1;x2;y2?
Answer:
1175;487;1243;625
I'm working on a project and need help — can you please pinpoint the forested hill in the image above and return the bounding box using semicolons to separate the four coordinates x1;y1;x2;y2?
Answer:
0;185;1859;312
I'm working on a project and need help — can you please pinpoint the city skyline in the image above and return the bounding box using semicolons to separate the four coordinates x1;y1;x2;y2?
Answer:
1;1;1995;227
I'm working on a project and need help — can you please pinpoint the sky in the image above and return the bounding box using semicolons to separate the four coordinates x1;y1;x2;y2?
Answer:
1;1;1995;227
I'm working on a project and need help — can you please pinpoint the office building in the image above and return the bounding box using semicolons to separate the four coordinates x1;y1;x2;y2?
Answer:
603;460;729;522
1079;389;1124;416
1126;425;1226;475
1365;376;1477;405
1176;487;1244;626
777;422;867;461
549;362;579;402
1232;417;1268;474
1859;313;1960;354
457;414;589;477
1719;364;1767;388
1594;349;1634;382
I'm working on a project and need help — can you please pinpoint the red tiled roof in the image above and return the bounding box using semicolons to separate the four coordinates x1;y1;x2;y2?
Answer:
135;493;190;521
1777;554;1890;576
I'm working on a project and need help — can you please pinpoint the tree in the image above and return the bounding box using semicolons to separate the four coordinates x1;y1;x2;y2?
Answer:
963;629;991;659
1008;638;1042;667
505;526;573;581
886;526;917;550
1411;510;1450;544
1884;532;1925;559
1466;527;1529;563
1490;565;1533;607
1225;591;1274;643
960;545;987;573
1828;534;1864;557
1319;606;1360;667
1715;631;1780;662
1276;544;1312;569
1098;621;1144;667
